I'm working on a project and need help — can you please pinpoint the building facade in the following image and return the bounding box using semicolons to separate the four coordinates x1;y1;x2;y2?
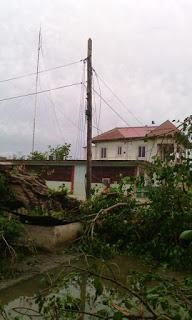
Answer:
91;120;178;162
9;159;146;200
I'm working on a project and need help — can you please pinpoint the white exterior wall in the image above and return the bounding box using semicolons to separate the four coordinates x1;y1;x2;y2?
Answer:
93;137;176;162
46;181;71;191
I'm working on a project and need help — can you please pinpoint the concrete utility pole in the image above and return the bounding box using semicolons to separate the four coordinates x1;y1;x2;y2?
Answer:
86;38;93;199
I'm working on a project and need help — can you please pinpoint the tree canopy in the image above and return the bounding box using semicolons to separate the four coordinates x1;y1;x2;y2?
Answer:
27;143;71;160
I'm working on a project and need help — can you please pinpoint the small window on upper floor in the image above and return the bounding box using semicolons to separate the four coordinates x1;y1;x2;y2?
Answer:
138;146;145;158
117;146;122;155
101;147;107;158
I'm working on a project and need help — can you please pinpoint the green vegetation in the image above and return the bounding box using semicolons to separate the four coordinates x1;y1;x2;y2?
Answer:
180;230;192;241
0;172;23;278
74;179;192;269
64;116;192;270
27;143;71;160
1;116;192;319
2;260;192;319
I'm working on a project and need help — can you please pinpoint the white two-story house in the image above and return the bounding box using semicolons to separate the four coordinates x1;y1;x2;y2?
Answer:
91;120;179;162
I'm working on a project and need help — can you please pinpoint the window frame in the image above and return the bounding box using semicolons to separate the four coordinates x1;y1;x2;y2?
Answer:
117;146;122;156
101;147;107;159
138;146;146;158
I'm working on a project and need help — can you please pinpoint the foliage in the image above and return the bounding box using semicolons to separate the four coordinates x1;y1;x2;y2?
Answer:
48;183;68;198
75;179;192;267
27;143;71;160
180;230;192;241
77;189;137;258
1;117;192;318
0;173;8;193
67;116;192;269
47;184;81;219
0;174;24;265
0;173;15;209
0;213;23;245
27;150;47;160
2;262;192;319
134;116;192;267
47;144;71;160
0;212;23;272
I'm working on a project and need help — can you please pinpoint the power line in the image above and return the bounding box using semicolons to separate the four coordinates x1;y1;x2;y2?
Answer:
93;87;131;127
39;81;65;143
92;68;144;126
0;82;82;103
48;100;84;133
92;76;100;135
93;88;149;137
92;76;148;137
39;51;67;143
75;60;86;159
0;59;85;84
93;71;102;130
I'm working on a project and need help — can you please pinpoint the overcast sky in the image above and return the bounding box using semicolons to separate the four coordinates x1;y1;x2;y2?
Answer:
0;0;192;158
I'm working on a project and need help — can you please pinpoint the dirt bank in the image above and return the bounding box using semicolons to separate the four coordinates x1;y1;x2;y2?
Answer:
0;252;78;292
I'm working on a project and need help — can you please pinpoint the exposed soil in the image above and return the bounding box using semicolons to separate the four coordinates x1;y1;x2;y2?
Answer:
0;252;78;292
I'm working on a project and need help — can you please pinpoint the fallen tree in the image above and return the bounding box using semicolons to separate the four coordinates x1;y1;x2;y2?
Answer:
0;163;80;215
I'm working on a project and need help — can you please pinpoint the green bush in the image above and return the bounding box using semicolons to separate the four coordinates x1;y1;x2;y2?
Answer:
79;176;192;268
0;213;23;255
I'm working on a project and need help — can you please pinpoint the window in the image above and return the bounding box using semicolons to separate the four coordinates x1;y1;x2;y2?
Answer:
102;178;111;185
117;146;122;155
157;144;174;160
138;146;145;158
101;147;107;158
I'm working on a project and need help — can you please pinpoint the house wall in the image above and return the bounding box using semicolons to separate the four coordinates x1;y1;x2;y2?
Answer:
73;163;86;200
9;160;144;200
93;137;176;162
46;181;71;192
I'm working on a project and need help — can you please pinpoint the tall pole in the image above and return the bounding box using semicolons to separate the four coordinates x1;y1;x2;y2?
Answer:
32;28;41;154
86;38;92;199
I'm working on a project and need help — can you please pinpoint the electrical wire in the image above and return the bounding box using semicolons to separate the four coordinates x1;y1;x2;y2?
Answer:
0;97;34;129
92;76;100;135
93;87;131;127
37;77;64;145
42;92;65;144
92;86;152;138
0;59;85;84
74;60;86;159
49;100;85;133
0;82;82;103
93;68;144;126
82;82;102;134
94;71;102;131
39;51;67;143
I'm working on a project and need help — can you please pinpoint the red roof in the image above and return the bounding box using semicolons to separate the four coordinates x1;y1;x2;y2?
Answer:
92;120;177;142
146;120;178;137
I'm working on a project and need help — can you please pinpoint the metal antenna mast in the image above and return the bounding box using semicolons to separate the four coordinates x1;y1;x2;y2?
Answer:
32;27;41;153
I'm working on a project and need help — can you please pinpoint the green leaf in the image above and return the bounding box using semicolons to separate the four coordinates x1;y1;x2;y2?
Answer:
113;311;123;320
93;277;103;301
179;230;192;241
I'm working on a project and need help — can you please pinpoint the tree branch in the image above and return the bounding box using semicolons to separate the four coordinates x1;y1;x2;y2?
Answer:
62;264;159;318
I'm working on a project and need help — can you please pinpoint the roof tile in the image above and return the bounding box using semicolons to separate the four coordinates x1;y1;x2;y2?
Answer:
146;120;178;137
92;120;177;142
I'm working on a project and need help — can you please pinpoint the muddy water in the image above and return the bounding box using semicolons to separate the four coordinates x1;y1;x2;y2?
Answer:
0;273;46;305
0;255;189;319
0;255;148;305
